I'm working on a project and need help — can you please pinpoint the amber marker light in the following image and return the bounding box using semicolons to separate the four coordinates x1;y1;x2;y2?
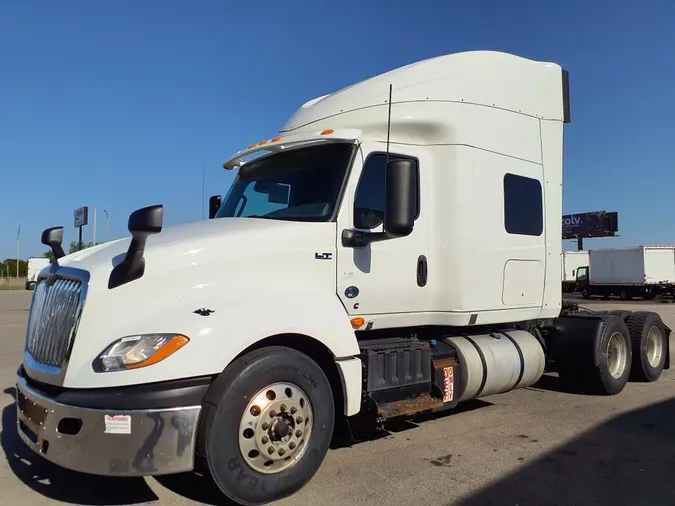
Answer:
125;335;190;369
350;317;365;329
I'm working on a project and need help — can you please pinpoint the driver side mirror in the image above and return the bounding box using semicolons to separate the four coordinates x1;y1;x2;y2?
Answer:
384;159;417;237
209;195;222;219
342;158;417;247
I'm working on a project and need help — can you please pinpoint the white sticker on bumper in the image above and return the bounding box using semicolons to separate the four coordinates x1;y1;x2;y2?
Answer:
104;414;132;434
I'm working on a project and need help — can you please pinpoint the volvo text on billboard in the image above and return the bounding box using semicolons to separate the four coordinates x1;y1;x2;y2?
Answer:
562;211;618;239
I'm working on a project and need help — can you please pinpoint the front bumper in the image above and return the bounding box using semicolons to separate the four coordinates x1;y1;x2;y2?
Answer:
15;371;208;477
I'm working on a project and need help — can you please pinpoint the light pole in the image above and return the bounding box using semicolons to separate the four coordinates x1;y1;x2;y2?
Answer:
16;223;21;278
103;209;109;241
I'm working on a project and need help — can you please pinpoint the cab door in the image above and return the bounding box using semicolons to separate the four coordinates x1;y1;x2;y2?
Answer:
336;142;429;320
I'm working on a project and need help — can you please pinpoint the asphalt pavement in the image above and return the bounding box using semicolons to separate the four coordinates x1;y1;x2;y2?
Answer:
1;290;675;505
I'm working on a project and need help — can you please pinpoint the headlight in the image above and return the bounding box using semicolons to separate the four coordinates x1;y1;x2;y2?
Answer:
94;334;189;372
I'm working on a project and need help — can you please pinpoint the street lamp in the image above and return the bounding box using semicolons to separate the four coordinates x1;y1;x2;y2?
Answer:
16;223;21;278
103;209;109;241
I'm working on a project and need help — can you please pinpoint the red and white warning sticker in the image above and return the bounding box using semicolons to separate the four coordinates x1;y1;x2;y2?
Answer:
104;414;132;434
443;366;454;403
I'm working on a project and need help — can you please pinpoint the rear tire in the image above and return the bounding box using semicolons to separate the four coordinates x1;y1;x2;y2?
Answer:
626;312;667;382
559;316;632;395
591;316;632;395
197;346;334;506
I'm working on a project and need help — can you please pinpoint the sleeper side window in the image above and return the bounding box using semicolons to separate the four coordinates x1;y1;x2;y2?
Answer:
503;173;543;236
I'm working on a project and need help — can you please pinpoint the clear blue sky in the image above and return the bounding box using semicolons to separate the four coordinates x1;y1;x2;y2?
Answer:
1;0;674;260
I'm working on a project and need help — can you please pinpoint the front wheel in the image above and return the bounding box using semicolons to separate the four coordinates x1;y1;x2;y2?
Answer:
197;346;335;505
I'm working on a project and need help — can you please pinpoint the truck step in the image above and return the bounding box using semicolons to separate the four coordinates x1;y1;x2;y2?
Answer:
376;393;444;420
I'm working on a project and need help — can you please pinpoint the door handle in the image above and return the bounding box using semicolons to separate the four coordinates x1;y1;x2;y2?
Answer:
417;255;428;287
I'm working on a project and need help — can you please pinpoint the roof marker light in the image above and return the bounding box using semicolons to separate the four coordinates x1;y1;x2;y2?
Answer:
259;140;268;145
248;143;257;149
320;129;334;136
271;136;282;143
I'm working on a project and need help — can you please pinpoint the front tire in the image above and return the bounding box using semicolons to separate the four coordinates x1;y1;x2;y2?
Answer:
197;346;335;505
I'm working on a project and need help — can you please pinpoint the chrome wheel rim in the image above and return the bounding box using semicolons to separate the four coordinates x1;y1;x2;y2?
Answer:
607;332;628;379
238;382;313;475
646;326;664;368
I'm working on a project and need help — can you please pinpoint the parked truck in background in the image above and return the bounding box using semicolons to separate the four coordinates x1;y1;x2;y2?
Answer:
577;246;675;300
24;257;50;290
16;51;671;505
562;250;588;293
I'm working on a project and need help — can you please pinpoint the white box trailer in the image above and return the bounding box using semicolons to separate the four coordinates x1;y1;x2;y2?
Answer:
578;246;675;300
25;257;50;290
561;250;588;292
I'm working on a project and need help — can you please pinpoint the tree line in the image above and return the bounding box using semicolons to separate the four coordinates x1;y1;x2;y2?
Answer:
0;241;100;276
42;241;98;263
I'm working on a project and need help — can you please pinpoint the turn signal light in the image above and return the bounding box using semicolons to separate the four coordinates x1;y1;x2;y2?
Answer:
125;335;190;369
350;317;365;329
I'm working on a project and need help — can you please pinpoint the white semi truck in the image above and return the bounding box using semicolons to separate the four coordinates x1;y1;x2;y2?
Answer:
16;51;671;505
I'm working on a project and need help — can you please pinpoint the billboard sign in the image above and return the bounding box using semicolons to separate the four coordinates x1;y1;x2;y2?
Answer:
74;206;89;228
562;210;618;239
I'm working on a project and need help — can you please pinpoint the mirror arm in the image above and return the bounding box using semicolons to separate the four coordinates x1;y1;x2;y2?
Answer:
341;229;392;248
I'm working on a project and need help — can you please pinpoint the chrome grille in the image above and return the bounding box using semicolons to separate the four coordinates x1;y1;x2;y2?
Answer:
26;276;84;368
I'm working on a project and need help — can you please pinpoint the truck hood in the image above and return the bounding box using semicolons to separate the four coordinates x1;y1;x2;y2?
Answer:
29;217;342;388
57;217;338;295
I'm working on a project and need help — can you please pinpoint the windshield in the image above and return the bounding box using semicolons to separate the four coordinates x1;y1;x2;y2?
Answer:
216;142;356;222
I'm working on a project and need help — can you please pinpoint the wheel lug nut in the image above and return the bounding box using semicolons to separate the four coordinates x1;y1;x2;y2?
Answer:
268;446;275;454
261;436;269;444
278;449;286;456
269;410;277;418
289;442;296;450
280;404;287;412
290;406;297;414
261;422;269;430
296;416;303;424
295;430;302;438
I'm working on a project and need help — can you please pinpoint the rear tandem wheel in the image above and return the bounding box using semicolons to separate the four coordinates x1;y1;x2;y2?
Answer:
626;311;668;382
558;315;633;395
